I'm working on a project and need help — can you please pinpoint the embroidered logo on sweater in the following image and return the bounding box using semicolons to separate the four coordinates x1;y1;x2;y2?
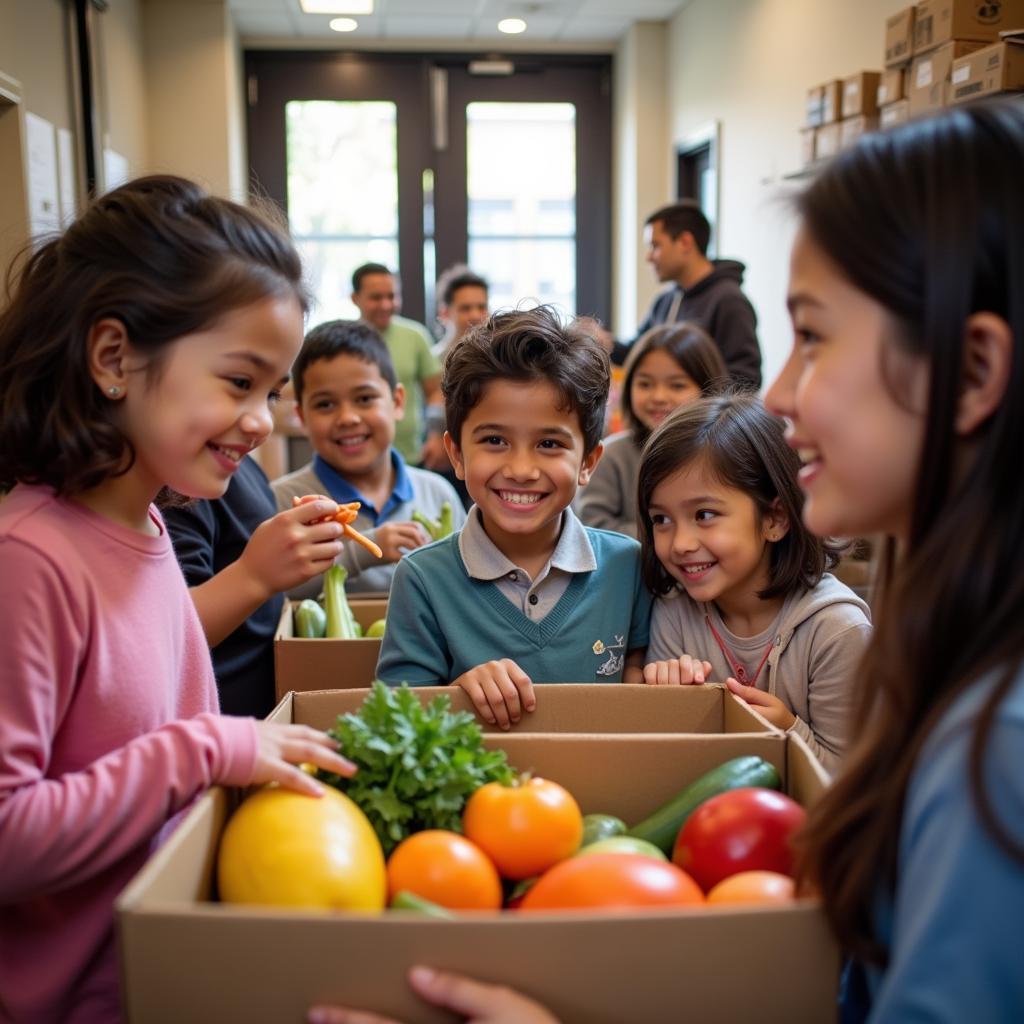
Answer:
593;635;625;677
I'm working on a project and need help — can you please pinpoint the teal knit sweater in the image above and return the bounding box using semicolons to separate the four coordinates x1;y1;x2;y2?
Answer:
376;528;651;685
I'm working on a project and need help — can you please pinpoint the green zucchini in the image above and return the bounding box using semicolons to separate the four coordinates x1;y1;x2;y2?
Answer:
628;756;781;855
294;599;327;638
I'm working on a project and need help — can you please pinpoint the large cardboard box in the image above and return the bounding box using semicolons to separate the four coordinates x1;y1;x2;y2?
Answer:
274;598;388;699
806;84;825;126
821;78;844;122
877;66;907;104
881;98;912;126
842;71;882;117
816;120;842;159
914;0;1024;53
118;693;835;1023
841;114;881;149
886;6;917;66
950;36;1024;100
909;39;986;114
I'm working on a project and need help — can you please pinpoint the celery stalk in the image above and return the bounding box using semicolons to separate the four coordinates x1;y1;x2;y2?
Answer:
324;565;359;638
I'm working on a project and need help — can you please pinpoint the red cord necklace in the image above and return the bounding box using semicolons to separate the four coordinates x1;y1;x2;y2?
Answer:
705;614;775;687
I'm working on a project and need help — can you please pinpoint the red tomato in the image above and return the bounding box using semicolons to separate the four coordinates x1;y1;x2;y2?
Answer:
706;870;796;906
672;787;806;892
463;777;583;880
386;830;502;910
520;853;704;912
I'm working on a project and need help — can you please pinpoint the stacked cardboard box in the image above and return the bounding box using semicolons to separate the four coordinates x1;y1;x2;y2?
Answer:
950;31;1024;102
118;686;837;1023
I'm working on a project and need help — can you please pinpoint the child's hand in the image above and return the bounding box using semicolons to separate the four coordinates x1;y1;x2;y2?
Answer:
453;660;535;730
374;521;431;562
241;499;344;597
308;965;560;1024
250;722;357;796
724;678;797;730
642;655;714;686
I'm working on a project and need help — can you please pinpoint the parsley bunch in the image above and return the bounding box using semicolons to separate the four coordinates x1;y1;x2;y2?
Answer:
318;681;514;855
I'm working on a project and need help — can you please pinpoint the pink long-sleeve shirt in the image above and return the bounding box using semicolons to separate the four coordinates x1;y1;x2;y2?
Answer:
0;485;259;1024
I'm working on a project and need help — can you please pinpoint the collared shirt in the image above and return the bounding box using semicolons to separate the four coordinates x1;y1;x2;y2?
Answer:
457;506;597;620
312;450;413;526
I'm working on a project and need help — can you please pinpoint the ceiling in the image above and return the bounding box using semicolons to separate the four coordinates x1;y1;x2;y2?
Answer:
230;0;689;45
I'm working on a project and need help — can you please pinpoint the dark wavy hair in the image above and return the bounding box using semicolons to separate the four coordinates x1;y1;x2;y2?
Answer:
621;321;729;445
795;100;1024;965
636;393;841;600
442;305;610;454
0;175;308;496
292;319;397;403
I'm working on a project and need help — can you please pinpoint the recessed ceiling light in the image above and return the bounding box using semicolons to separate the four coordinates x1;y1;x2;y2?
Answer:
300;1;373;14
329;16;359;31
497;18;527;34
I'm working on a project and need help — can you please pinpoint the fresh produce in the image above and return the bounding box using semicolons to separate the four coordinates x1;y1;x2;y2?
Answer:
412;501;455;541
672;787;807;892
520;853;704;912
706;870;796;906
319;681;514;855
294;598;327;638
577;836;667;861
580;812;627;847
390;889;455;918
217;786;386;911
293;494;384;558
386;830;502;910
463;776;583;881
365;618;387;638
628;756;781;855
323;565;360;639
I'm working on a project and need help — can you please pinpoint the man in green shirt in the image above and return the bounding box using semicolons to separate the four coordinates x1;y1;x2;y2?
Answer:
351;262;442;464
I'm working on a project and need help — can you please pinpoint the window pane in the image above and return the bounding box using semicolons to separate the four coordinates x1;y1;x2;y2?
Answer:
467;102;576;315
285;100;398;318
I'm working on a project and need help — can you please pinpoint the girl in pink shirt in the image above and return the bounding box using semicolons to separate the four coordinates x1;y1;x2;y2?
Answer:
0;176;356;1024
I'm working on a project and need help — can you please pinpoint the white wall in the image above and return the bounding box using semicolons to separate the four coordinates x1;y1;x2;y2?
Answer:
665;0;905;387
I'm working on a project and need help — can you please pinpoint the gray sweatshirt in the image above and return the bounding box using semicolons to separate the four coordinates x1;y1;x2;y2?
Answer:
576;431;642;540
647;573;871;772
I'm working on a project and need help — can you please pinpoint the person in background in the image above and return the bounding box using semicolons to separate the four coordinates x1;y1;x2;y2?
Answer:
421;265;491;504
577;321;727;538
771;101;1024;1020
164;455;344;718
638;395;870;772
0;175;354;1024
611;201;762;391
350;262;442;466
376;306;652;727
272;320;465;596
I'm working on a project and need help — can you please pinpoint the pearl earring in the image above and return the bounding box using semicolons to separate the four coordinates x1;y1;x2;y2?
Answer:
107;386;121;397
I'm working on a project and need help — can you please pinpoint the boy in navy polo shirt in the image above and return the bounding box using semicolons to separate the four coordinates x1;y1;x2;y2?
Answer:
272;320;464;596
377;306;652;727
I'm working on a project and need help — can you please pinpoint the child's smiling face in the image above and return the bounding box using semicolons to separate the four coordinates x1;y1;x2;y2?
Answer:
444;378;601;550
629;347;702;432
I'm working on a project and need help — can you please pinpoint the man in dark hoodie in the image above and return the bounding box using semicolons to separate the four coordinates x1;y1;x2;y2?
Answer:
611;201;762;390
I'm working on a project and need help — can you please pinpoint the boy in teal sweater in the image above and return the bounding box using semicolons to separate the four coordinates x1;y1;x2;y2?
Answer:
376;306;652;727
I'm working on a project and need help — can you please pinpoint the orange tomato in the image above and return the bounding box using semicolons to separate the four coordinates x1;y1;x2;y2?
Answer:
520;853;704;912
385;830;502;910
463;777;583;881
705;870;796;906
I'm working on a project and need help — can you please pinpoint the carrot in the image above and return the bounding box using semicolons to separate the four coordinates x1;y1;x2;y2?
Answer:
293;494;384;559
341;523;384;559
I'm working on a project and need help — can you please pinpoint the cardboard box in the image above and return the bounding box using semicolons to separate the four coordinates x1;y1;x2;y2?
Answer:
886;6;917;66
118;696;835;1024
880;97;912;126
274;598;388;699
877;66;907;104
806;84;825;126
269;683;778;736
821;78;844;122
841;114;881;149
909;39;986;114
914;0;1024;53
842;71;882;117
816;120;842;159
950;37;1024;100
800;125;818;165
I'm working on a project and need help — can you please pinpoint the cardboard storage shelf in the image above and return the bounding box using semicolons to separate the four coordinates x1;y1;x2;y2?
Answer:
274;598;388;699
119;691;835;1023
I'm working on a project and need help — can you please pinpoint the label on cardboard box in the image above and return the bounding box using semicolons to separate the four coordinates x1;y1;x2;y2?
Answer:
881;99;911;127
917;58;934;86
951;63;971;82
